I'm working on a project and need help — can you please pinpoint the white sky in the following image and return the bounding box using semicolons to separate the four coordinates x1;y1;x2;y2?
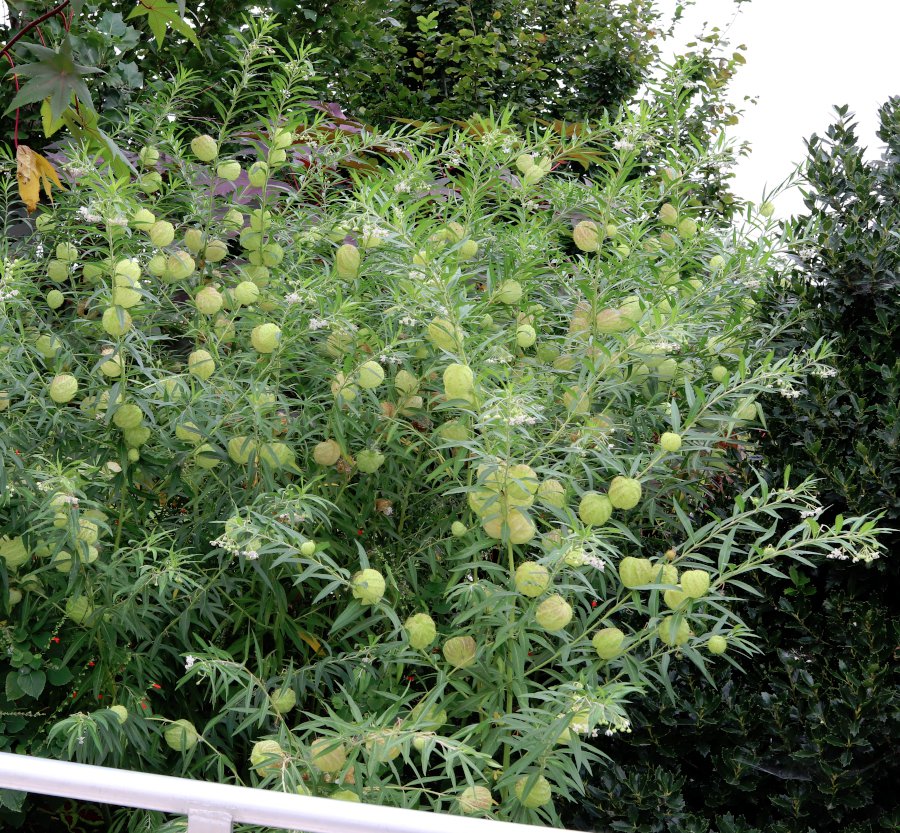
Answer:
657;0;900;217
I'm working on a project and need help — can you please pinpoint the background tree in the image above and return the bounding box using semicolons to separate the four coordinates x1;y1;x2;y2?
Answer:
1;0;665;144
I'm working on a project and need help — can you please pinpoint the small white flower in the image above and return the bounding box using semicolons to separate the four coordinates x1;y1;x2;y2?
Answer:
184;655;197;670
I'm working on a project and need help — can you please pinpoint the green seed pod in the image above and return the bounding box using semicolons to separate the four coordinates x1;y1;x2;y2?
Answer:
250;739;285;773
358;360;385;390
608;476;642;510
514;775;552;808
233;281;260;306
443;635;477;668
148;220;175;247
495;279;523;304
48;374;78;404
535;594;573;631
188;349;216;381
247;161;269;187
578;492;612;526
251;323;281;353
100;307;131;338
190;134;218;162
664;588;688;609
538;478;566;509
300;540;316;556
163;720;199;751
458;785;494;814
592;627;625;659
138;145;160;167
677;217;697;238
351;568;385;604
140;172;162;192
516;324;537;348
573;220;600;252
204;239;228;263
443;363;474;400
112;403;143;430
123;426;151;448
0;537;29;571
216;160;241;181
313;440;341;466
65;596;93;624
426;317;464;352
658;615;691;646
405;613;437;649
310;738;346;773
394;369;419;396
514;562;550;597
227;436;258;464
109;705;129;724
680;570;711;599
270;687;297;714
356;449;385;474
47;259;69;282
659;432;682;452
335;243;361;278
659;203;678;226
619;556;653;589
195;286;224;316
451;521;468;537
410;701;447;729
707;634;728;654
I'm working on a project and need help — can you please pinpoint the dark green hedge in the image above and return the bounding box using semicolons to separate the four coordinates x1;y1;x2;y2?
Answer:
570;100;900;833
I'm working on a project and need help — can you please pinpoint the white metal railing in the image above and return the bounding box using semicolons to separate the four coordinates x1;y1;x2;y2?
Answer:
0;752;561;833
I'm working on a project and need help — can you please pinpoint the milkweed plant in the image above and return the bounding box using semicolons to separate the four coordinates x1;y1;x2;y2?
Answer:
0;20;884;831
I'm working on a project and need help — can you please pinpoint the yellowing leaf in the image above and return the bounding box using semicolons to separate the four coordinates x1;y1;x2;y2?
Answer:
16;145;65;212
298;630;324;655
41;98;68;138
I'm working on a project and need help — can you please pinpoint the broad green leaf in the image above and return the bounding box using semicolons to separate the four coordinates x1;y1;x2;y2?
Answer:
40;97;68;137
128;0;200;48
6;39;101;121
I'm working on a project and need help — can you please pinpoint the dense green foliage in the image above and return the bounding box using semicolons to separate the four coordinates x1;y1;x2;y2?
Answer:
0;17;887;830
761;100;900;530
573;102;900;833
573;557;898;833
1;0;662;145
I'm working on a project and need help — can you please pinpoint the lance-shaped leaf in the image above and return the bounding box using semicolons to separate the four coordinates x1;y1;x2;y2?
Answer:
128;0;199;48
5;39;102;121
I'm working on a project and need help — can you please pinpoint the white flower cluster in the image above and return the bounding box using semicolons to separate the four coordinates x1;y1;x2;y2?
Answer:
209;535;259;560
827;546;880;563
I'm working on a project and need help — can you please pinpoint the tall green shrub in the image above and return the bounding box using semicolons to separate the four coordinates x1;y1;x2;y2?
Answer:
762;100;900;531
0;22;886;832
